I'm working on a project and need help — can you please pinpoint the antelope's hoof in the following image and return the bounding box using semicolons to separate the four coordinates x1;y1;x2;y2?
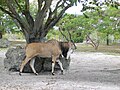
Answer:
35;73;38;75
61;70;63;75
19;72;22;76
52;72;55;75
65;58;68;60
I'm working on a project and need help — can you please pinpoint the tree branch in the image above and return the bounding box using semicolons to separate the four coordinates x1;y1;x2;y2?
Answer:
0;6;16;18
45;4;72;32
45;0;64;29
22;0;34;29
14;0;34;29
67;29;77;49
4;0;30;33
6;0;18;16
86;34;99;50
25;0;29;11
14;0;23;11
38;0;43;11
33;0;52;35
59;28;69;41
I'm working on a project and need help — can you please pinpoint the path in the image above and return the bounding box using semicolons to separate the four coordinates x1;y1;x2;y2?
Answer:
0;51;120;90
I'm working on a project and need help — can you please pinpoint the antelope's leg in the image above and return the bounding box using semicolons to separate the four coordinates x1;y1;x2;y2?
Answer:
56;60;64;74
66;49;73;59
19;57;31;75
30;58;38;75
52;56;56;75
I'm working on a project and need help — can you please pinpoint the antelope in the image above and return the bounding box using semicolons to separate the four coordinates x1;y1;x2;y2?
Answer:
59;41;74;59
47;39;75;59
19;40;64;75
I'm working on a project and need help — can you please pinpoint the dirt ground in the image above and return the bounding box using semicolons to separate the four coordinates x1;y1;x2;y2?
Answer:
0;51;120;90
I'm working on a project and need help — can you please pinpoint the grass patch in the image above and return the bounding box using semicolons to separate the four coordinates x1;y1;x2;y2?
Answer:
76;43;120;55
0;48;8;51
10;40;26;46
1;41;120;56
0;40;26;52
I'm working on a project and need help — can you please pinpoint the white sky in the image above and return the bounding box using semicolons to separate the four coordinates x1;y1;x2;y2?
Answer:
65;3;83;15
30;0;34;3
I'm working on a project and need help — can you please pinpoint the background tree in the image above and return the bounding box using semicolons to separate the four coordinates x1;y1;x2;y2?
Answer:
56;4;119;45
0;0;119;43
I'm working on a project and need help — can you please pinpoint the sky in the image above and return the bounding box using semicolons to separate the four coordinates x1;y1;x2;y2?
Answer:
65;3;83;15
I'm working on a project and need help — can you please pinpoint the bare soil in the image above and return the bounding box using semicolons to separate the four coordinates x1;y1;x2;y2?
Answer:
0;51;120;90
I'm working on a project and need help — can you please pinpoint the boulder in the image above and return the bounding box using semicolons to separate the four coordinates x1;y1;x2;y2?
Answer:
0;39;10;48
4;46;70;73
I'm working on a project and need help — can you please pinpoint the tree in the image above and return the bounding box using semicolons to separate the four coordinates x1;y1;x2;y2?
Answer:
56;3;120;46
97;6;120;45
0;0;119;43
0;0;81;43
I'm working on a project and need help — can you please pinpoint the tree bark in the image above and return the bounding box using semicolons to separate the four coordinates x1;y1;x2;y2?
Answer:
86;34;99;50
0;31;2;39
106;33;109;45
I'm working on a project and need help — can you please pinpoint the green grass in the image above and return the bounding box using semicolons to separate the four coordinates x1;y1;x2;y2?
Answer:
10;40;26;46
76;43;120;55
0;40;26;51
1;41;120;56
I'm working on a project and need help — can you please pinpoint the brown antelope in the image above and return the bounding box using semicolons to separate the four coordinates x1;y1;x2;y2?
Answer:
47;39;76;59
59;41;74;59
19;40;64;75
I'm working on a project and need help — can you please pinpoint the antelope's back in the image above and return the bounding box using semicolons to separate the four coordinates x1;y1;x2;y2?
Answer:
25;42;61;58
47;39;60;47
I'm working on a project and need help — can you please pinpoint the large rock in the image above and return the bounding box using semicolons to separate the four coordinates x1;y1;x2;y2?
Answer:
0;39;10;48
4;46;70;73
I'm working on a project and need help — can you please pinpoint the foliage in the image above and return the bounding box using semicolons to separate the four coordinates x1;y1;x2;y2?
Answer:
0;14;20;34
0;0;81;43
56;5;120;44
47;29;60;40
96;6;120;45
0;0;119;43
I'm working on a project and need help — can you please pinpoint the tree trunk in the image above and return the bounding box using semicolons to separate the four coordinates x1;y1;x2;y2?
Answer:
106;33;109;45
86;34;99;50
21;27;46;43
0;31;2;39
